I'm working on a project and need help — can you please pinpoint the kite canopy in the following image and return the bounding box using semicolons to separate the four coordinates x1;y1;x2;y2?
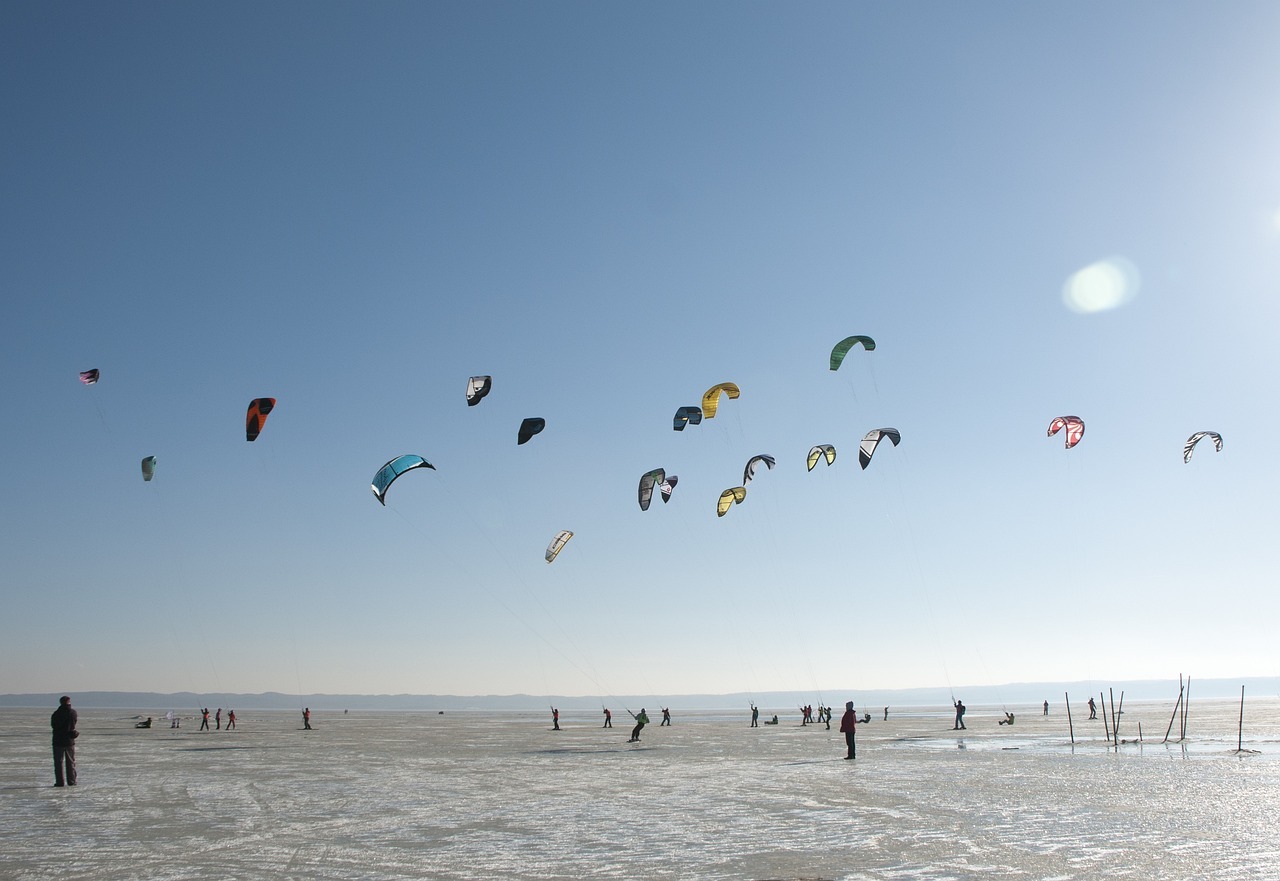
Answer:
79;369;99;385
371;454;435;505
246;398;276;442
716;487;747;517
1183;431;1222;463
659;474;678;503
1047;416;1085;449
829;336;876;370
638;468;666;511
141;456;156;482
466;375;492;406
701;382;740;419
545;530;574;563
807;444;836;471
858;428;901;469
673;406;703;431
742;454;776;486
517;417;545;445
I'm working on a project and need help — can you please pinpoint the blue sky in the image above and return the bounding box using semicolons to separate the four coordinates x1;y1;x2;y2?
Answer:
3;2;1278;699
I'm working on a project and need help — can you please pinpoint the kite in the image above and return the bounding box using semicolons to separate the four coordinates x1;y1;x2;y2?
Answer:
1183;431;1223;463
716;487;747;517
517;417;545;445
638;468;666;511
1047;416;1085;450
545;530;574;563
659;474;678;503
466;376;492;406
743;454;776;485
79;369;99;385
701;382;740;419
807;444;836;471
246;398;276;442
371;454;436;505
829;336;876;370
141;456;156;482
858;428;901;470
673;406;703;431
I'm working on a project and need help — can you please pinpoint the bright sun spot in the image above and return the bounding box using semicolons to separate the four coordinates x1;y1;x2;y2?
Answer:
1062;256;1140;314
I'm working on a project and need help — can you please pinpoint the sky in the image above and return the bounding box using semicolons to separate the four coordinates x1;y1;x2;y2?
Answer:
3;2;1279;700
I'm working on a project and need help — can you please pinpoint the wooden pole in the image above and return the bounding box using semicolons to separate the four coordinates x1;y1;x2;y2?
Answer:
1162;688;1183;744
1182;676;1191;741
1238;685;1245;753
1065;692;1075;745
1116;690;1125;742
1100;691;1111;742
1109;688;1119;743
1138;721;1143;743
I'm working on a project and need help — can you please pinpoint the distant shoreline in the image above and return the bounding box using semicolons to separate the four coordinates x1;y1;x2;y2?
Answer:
4;677;1277;710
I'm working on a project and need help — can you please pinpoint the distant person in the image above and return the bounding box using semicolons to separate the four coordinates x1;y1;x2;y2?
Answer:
884;706;889;721
552;708;560;731
862;712;871;724
628;708;649;743
766;715;779;725
200;708;210;731
602;708;612;728
750;704;759;728
136;717;153;729
839;701;858;760
953;700;967;730
303;708;312;730
226;709;236;730
661;707;671;726
999;712;1015;726
1088;698;1097;720
1043;700;1049;716
824;707;832;730
216;708;222;730
51;696;78;787
169;712;179;728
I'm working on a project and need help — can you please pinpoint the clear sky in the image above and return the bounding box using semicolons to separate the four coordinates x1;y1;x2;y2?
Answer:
3;2;1279;700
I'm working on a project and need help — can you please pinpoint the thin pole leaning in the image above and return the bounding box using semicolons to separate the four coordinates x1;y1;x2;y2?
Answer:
1100;691;1111;743
1162;687;1183;744
1065;692;1075;745
1182;676;1192;741
1116;690;1125;743
1238;685;1245;753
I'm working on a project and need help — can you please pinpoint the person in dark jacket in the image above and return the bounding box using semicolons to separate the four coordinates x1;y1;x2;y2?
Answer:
51;696;78;786
839;701;858;760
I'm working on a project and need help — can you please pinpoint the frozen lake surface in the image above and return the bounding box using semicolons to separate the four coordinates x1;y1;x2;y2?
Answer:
3;698;1279;880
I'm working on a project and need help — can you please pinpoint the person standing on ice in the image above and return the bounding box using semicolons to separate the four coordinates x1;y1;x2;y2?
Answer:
661;707;671;726
215;708;221;730
51;696;78;786
750;704;759;727
602;708;612;728
1088;698;1097;719
839;701;858;760
628;708;649;742
303;708;312;730
552;708;560;730
1043;700;1049;716
200;708;210;730
953;700;966;730
226;709;236;730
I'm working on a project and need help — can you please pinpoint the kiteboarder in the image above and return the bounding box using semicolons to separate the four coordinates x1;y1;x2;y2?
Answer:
999;712;1015;726
602;708;612;728
750;704;759;727
200;708;210;730
226;709;236;730
953;700;967;730
1043;700;1049;716
884;706;889;721
839;701;858;760
1088;698;1097;719
216;708;222;730
303;708;312;730
628;708;649;743
661;707;671;726
135;717;153;728
51;696;78;786
552;708;560;731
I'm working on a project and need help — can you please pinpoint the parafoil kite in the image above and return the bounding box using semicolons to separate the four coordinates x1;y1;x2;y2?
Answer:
701;382;740;419
517;417;545;445
717;486;747;517
807;444;836;471
1183;431;1222;463
743;454;776;485
1047;416;1085;449
858;428;901;469
371;454;436;505
141;456;156;482
466;376;492;406
659;474;678;503
79;369;99;385
638;468;666;511
673;406;703;431
545;530;574;563
829;336;876;370
246;398;276;442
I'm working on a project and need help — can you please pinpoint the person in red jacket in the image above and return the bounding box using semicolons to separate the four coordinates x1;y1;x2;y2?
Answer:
839;701;858;760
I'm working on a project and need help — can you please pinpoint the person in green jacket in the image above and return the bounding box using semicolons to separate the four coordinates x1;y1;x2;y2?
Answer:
628;708;649;742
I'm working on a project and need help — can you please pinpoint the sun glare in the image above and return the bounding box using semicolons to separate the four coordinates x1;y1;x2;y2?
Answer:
1062;256;1140;314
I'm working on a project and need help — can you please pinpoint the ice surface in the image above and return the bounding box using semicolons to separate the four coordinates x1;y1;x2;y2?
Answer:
3;699;1279;880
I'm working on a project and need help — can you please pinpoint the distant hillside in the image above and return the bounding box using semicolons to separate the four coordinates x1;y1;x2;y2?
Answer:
3;678;1276;710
